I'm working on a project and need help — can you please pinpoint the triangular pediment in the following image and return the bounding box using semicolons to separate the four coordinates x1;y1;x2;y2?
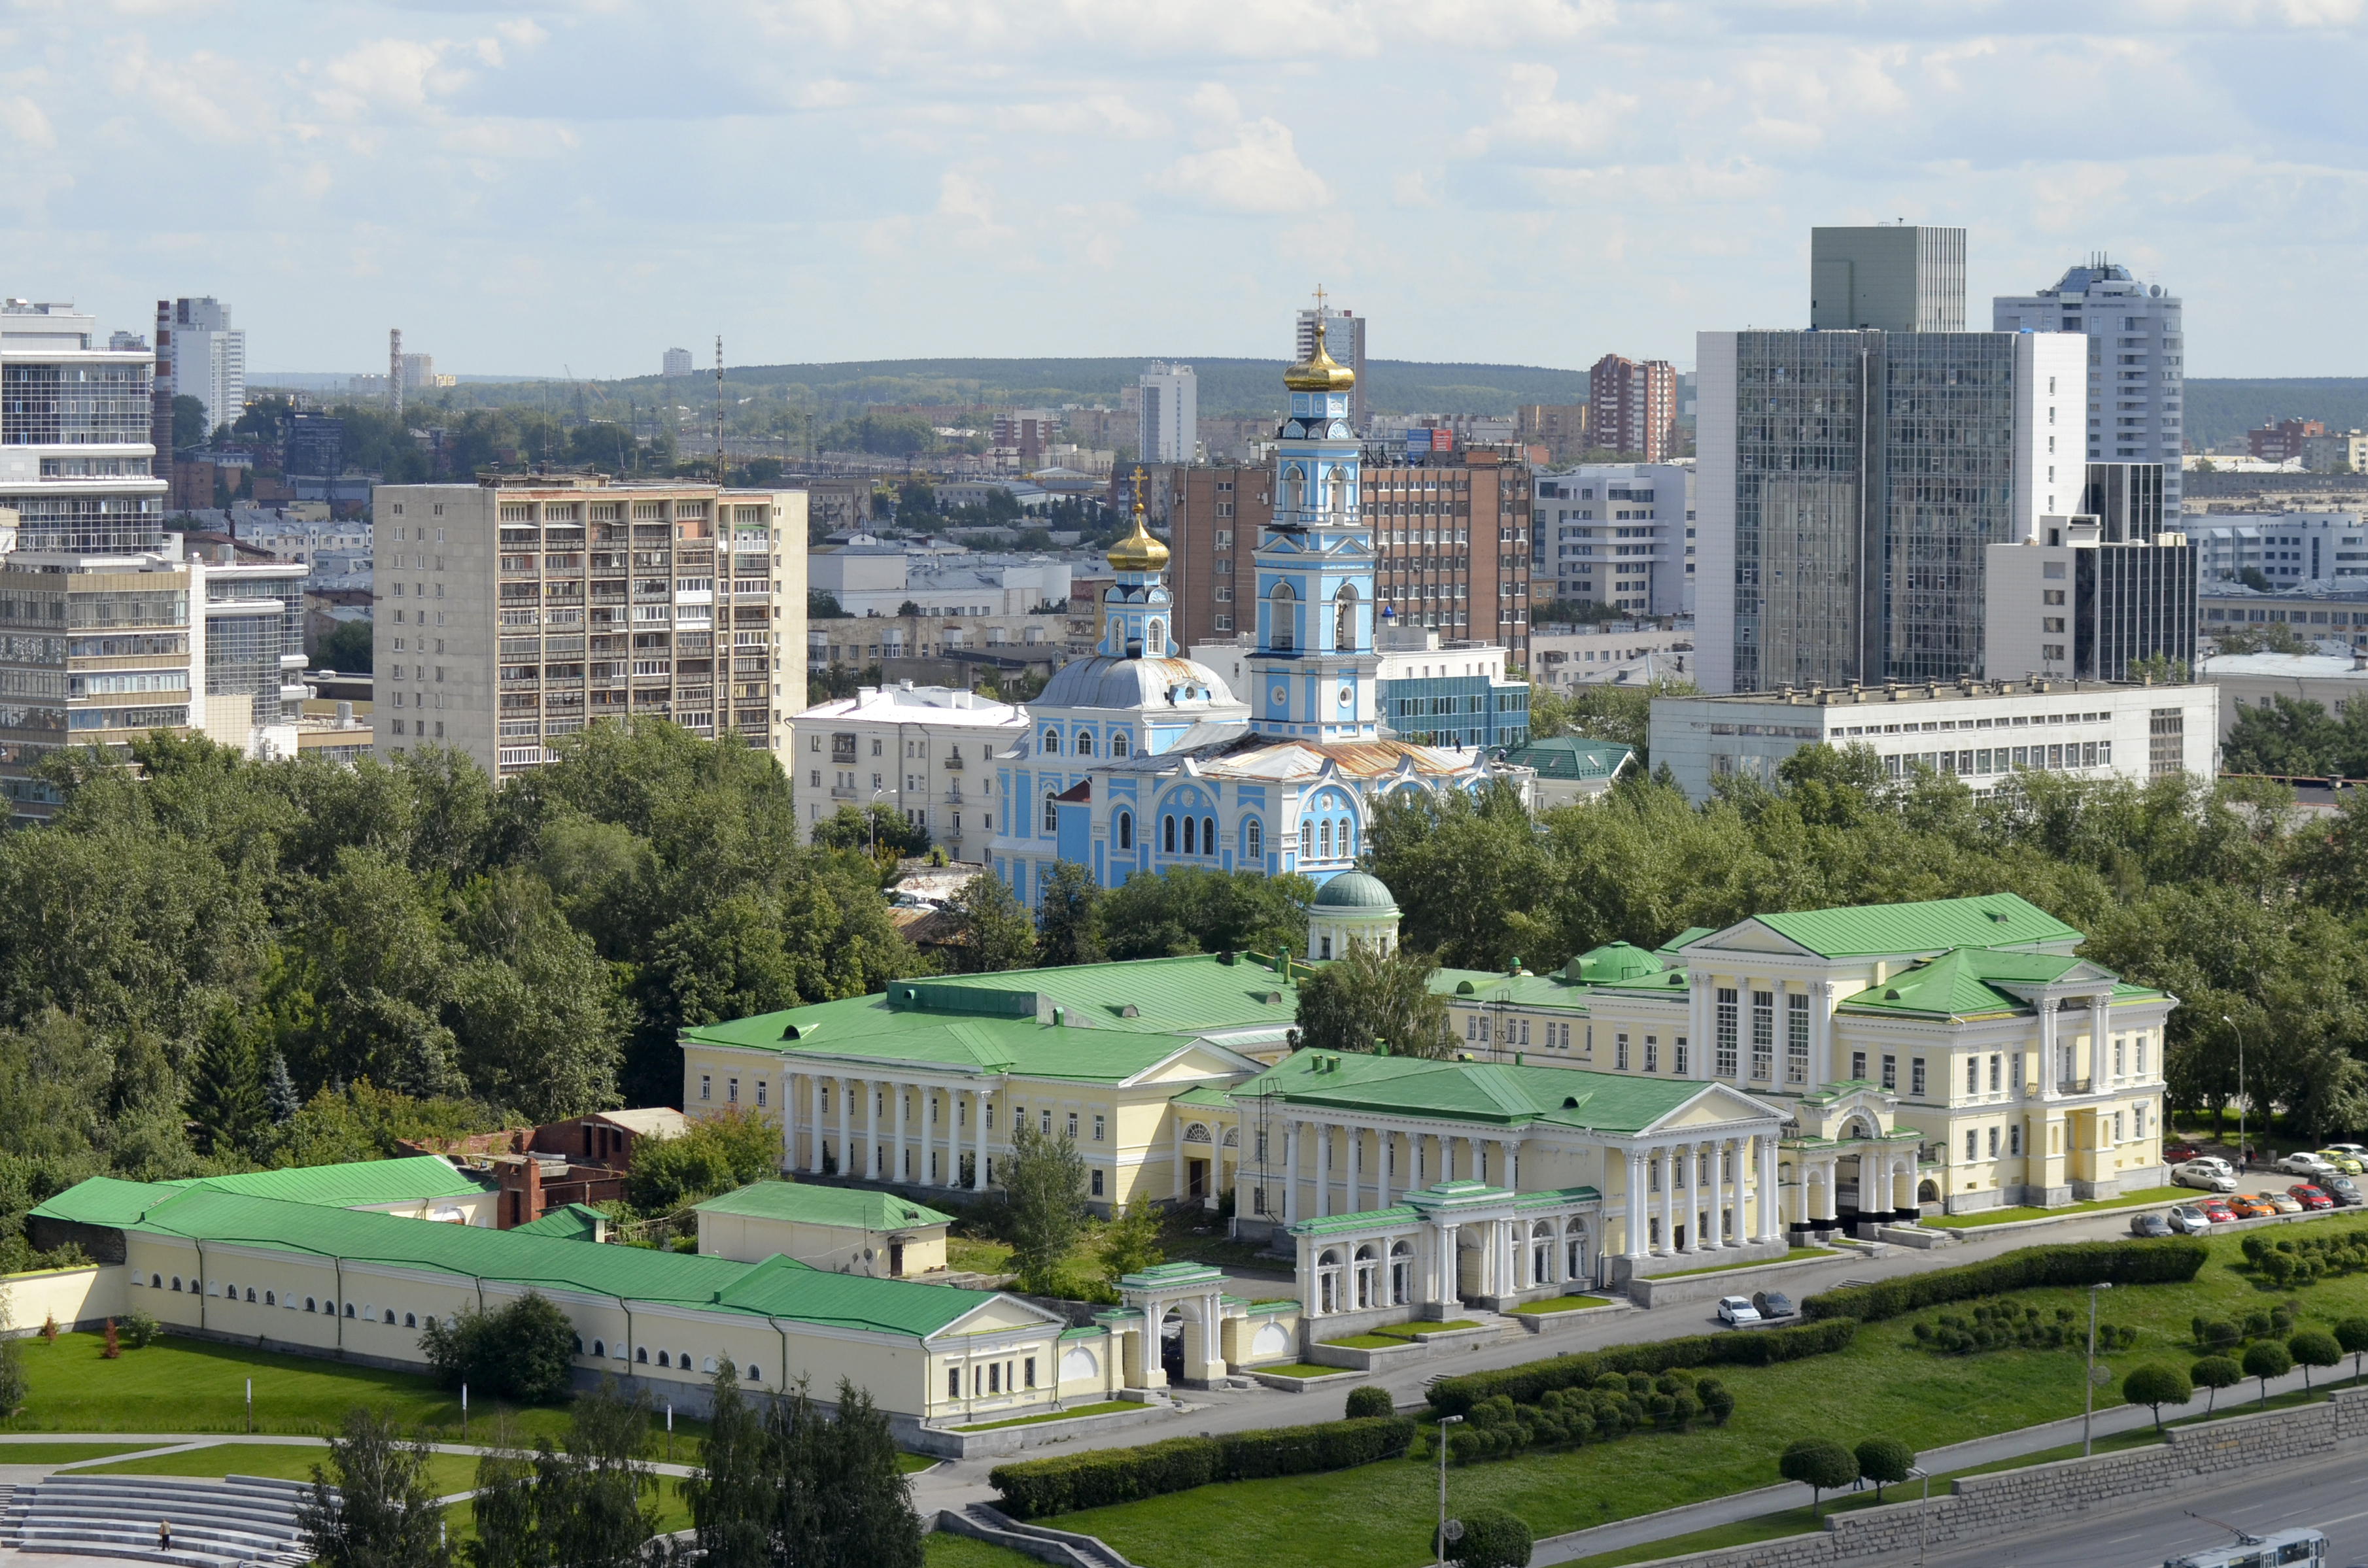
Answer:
1122;1040;1268;1087
1638;1082;1785;1134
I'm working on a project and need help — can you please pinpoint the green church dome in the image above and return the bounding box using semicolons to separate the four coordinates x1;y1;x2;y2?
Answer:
1312;870;1398;912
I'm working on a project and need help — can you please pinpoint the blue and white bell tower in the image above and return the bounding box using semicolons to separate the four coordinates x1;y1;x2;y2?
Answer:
1248;288;1382;743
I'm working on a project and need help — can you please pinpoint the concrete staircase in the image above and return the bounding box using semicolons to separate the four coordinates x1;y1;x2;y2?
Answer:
2;1473;323;1568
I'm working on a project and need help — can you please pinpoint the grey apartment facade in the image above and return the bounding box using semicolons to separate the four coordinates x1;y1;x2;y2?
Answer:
372;481;806;782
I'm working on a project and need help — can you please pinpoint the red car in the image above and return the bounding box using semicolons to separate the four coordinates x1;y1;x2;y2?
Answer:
2290;1184;2335;1211
2164;1143;2203;1163
2198;1197;2238;1223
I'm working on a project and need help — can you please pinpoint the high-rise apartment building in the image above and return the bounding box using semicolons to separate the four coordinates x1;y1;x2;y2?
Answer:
2248;418;2322;464
1993;260;2185;519
1587;355;1679;462
1694;326;2086;692
154;297;245;439
1137;364;1197;464
1810;226;1968;332
1532;463;1694;615
371;480;808;781
1294;307;1366;430
1983;515;2197;684
1516;403;1590;463
1143;462;1271;649
661;347;695;378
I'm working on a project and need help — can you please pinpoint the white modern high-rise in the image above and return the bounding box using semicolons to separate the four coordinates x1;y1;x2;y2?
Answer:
155;296;245;437
1294;306;1365;430
1993;261;2185;520
1531;464;1694;616
662;347;695;378
1137;362;1197;465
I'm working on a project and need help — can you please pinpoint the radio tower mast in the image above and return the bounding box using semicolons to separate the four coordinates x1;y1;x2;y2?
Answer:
713;335;725;486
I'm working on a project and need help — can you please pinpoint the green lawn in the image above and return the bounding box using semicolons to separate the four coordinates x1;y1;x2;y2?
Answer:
927;1534;1047;1568
1926;1185;2186;1229
945;1207;1285;1295
0;1329;715;1453
900;1451;941;1473
1252;1363;1350;1380
80;1440;480;1495
952;1401;1137;1433
0;1441;154;1465
1649;1247;1832;1280
1509;1297;1613;1316
1051;1229;2368;1568
1318;1334;1407;1350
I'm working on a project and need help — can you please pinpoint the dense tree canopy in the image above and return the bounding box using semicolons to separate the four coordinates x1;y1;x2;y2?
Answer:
0;721;925;1267
1368;750;2368;1139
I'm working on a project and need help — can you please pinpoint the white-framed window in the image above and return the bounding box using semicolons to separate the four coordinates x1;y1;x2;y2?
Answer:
699;1075;711;1102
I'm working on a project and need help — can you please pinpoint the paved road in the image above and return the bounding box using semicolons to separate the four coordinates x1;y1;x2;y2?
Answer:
910;1203;2203;1519
1872;1444;2368;1568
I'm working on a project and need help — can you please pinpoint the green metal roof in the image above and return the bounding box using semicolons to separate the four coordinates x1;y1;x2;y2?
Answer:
1656;927;1716;955
1569;942;1662;984
512;1204;609;1241
692;1181;952;1231
1235;1051;1726;1134
1501;738;1634;781
1292;1204;1419;1236
1168;1085;1237;1110
149;1157;492;1209
1751;894;2082;959
1837;949;2163;1021
39;1182;1004;1340
680;953;1301;1078
1431;969;1588;1009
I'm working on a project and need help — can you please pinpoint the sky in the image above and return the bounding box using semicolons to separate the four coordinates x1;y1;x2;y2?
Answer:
6;0;2368;381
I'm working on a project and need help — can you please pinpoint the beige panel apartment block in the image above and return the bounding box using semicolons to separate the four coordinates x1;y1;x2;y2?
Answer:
373;480;808;782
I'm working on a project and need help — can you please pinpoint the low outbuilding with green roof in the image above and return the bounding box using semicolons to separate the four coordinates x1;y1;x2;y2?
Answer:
693;1181;955;1279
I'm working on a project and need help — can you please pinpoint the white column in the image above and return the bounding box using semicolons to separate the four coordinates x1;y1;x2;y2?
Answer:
892;1082;908;1185
1724;1138;1740;1245
1758;1134;1779;1241
974;1087;990;1191
1173;1121;1186;1204
840;1076;856;1179
1379;1131;1394;1208
1624;1151;1647;1259
1658;1149;1676;1254
1284;1121;1301;1225
1348;1125;1363;1213
942;1089;960;1187
1438;1221;1458;1305
1503;1139;1520;1194
1316;1124;1332;1217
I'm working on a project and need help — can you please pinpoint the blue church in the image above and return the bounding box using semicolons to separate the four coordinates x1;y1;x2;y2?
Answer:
987;309;1530;905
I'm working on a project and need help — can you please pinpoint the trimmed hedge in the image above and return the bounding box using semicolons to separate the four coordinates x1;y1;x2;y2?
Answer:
1801;1239;2206;1325
990;1414;1415;1518
1424;1318;1857;1418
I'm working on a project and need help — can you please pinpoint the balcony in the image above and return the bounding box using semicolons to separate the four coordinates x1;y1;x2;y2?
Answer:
2057;1077;2092;1095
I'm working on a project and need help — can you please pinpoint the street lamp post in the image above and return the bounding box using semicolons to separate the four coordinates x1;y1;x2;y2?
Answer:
1906;1465;1931;1567
2084;1282;2113;1456
2221;1014;2245;1170
1434;1414;1464;1567
870;785;886;859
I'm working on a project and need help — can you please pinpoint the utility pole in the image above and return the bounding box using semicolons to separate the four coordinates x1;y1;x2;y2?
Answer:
1434;1414;1464;1567
2222;1014;2246;1168
715;335;726;486
2084;1282;2112;1456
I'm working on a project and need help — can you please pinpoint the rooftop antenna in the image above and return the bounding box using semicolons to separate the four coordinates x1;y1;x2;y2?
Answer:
714;334;725;486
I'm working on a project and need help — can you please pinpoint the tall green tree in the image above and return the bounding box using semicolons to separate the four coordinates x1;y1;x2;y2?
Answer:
1003;1117;1087;1295
302;1408;453;1568
948;873;1037;973
185;1002;269;1157
684;1364;772;1568
1295;940;1457;1059
1096;866;1311;959
1036;861;1105;967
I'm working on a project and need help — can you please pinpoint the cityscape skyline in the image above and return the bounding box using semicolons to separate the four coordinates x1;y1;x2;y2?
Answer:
4;4;2359;379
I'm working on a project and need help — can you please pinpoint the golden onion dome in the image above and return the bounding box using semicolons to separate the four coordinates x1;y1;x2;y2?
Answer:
1283;320;1356;394
1107;505;1170;573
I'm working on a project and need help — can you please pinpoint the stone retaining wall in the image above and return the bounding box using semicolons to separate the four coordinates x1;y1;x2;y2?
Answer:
1623;1250;1838;1310
1626;1389;2368;1568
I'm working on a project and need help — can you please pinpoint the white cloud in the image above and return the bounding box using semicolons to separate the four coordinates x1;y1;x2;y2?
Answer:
1159;116;1330;214
0;95;55;148
313;38;467;120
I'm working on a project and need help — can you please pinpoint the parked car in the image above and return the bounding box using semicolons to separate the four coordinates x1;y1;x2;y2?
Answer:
2323;1142;2368;1163
2290;1184;2335;1212
2257;1191;2304;1215
2277;1152;2339;1178
2325;1176;2365;1207
1717;1295;1762;1327
2165;1205;2214;1235
2314;1150;2365;1176
2174;1160;2239;1193
2228;1194;2276;1219
2163;1143;2203;1164
2199;1197;2238;1223
2129;1212;2174;1237
1752;1291;1797;1320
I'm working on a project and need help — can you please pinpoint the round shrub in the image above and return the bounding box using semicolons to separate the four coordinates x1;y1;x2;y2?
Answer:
1345;1385;1395;1420
2190;1355;2242;1410
1779;1437;1859;1519
1449;1507;1533;1568
117;1310;160;1350
1854;1436;1914;1502
2288;1328;2341;1389
2242;1338;2293;1403
1696;1378;1735;1426
2121;1363;2192;1433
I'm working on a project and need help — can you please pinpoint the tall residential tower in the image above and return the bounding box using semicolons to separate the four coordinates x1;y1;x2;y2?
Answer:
1993;260;2185;520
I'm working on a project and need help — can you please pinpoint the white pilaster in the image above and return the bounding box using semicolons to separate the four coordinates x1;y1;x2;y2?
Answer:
1624;1150;1647;1259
